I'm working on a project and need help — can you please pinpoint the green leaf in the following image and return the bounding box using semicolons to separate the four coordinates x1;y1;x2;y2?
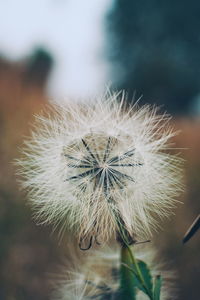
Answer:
128;265;145;294
131;259;153;296
153;275;162;300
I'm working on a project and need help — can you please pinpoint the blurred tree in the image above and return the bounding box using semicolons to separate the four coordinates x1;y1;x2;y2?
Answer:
24;47;53;89
107;0;200;114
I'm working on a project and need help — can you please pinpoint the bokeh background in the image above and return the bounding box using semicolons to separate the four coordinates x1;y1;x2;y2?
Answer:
0;1;199;299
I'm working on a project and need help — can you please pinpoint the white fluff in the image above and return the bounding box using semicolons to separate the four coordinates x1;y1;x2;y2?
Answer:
16;91;183;242
51;245;176;300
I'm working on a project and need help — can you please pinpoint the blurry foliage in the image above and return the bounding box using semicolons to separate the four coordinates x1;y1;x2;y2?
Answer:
24;48;53;89
107;0;200;114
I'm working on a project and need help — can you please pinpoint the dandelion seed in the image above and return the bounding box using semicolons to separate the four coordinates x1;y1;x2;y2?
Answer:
16;91;183;243
51;245;176;300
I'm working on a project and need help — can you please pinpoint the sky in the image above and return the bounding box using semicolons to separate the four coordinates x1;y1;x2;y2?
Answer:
0;0;112;99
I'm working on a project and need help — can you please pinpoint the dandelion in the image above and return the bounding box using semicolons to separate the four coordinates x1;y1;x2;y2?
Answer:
51;245;175;300
16;91;183;245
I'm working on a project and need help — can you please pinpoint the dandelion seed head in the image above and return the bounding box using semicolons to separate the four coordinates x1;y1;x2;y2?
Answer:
16;91;183;242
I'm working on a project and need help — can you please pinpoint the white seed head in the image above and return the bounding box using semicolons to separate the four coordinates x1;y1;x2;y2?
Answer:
16;91;183;242
51;245;176;300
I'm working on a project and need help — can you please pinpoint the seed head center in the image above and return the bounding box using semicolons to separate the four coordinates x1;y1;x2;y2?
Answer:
99;163;109;170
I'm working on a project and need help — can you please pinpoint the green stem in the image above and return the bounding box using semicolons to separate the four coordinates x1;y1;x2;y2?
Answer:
125;244;153;299
120;245;136;300
117;218;153;299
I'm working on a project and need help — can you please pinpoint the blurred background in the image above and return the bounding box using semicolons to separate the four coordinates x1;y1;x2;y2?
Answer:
0;1;199;299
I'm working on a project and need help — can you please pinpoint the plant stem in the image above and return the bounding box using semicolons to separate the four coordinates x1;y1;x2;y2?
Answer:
120;243;153;299
120;245;136;300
